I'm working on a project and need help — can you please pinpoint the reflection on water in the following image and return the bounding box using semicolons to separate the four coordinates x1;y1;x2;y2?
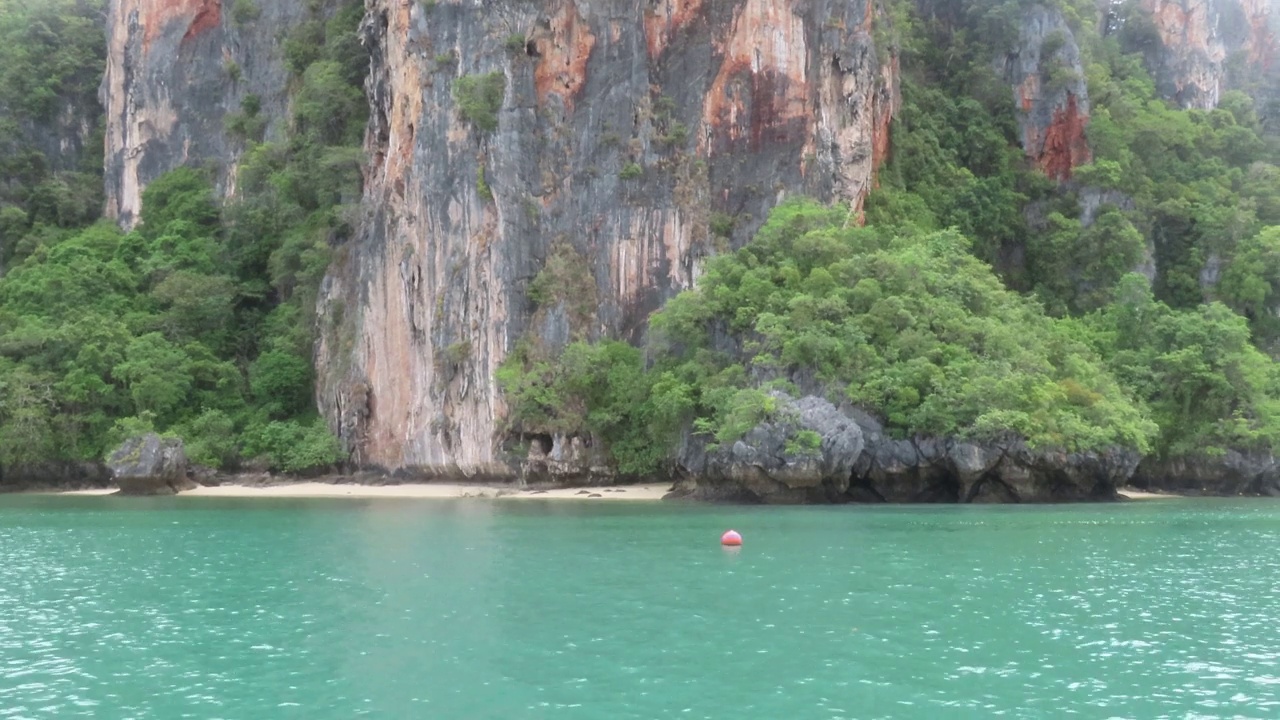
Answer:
1;496;1279;718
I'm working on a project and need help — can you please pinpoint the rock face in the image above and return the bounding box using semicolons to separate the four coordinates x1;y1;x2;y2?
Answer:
1000;0;1280;179
5;100;100;181
1132;451;1280;495
521;434;614;487
1133;0;1280;109
1005;6;1092;181
0;462;111;491
673;394;1138;503
108;433;194;495
101;0;323;227
677;394;866;503
315;0;899;478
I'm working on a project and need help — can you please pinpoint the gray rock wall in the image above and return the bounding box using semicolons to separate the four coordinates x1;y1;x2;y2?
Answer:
315;0;899;478
673;393;1138;504
1132;0;1279;110
1004;5;1092;180
1133;451;1280;496
101;0;327;227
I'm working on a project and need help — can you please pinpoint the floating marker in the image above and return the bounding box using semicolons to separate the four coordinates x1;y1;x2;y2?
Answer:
721;529;742;546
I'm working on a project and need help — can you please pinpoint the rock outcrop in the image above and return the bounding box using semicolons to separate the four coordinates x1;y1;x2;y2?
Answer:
1132;450;1280;495
108;433;194;495
4;99;101;184
1005;6;1092;181
315;0;899;478
671;394;1138;503
1132;0;1280;109
101;0;325;227
676;394;866;503
521;434;615;487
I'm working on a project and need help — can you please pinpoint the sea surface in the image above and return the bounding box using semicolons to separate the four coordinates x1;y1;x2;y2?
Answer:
1;495;1278;719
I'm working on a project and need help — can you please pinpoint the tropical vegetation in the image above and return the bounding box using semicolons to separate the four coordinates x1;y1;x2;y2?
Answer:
0;0;365;472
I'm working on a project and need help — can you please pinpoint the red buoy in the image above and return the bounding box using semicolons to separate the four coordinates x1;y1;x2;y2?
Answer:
721;529;742;546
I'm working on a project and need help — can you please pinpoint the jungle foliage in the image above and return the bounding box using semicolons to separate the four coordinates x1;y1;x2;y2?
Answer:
0;0;367;472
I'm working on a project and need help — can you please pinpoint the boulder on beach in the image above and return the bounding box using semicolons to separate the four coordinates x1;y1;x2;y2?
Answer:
108;434;195;496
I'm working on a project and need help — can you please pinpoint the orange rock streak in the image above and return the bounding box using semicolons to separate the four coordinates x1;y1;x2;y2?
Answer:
702;0;809;152
1240;0;1278;67
644;0;703;58
534;1;595;112
135;0;221;48
1038;94;1091;181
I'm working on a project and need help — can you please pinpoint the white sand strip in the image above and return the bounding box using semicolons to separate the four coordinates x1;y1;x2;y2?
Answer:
49;482;673;500
1116;487;1184;500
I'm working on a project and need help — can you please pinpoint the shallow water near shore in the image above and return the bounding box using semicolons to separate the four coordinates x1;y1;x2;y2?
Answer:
2;496;1280;718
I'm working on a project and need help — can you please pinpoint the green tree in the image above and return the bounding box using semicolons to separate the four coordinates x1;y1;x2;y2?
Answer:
173;409;238;468
0;364;57;466
295;61;366;146
138;167;221;236
1217;227;1280;349
0;3;363;473
1083;274;1280;456
113;333;193;422
152;270;237;348
1028;207;1146;314
250;350;314;419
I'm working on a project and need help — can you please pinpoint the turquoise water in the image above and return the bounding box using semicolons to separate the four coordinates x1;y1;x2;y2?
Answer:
2;497;1280;718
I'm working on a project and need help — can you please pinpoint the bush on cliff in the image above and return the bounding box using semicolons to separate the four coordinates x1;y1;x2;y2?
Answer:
651;199;1156;452
453;72;505;133
874;0;1279;325
498;199;1159;474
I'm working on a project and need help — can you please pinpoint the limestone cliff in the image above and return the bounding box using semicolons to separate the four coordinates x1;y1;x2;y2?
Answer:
93;0;1276;491
1133;450;1280;496
314;0;899;477
1005;6;1092;181
101;0;322;227
1131;0;1279;109
1003;0;1280;176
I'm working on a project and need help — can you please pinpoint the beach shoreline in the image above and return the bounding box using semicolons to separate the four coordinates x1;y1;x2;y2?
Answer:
47;481;675;501
24;482;1187;502
1116;487;1184;500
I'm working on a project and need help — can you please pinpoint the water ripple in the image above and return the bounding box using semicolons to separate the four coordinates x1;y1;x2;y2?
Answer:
0;497;1279;718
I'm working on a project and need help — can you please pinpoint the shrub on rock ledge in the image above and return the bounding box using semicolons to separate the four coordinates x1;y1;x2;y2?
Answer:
498;198;1158;479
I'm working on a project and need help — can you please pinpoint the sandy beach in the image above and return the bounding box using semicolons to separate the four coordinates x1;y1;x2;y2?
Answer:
57;482;674;501
1116;487;1184;500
